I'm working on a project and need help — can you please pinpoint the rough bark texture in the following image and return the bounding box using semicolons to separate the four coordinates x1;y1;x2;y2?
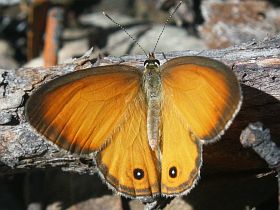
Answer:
0;34;280;176
240;122;280;210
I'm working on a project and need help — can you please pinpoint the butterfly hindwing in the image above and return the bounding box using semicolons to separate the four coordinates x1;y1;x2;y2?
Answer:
26;65;142;154
161;98;201;195
96;94;160;198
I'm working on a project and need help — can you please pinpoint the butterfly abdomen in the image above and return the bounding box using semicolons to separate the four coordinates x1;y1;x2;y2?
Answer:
143;63;162;150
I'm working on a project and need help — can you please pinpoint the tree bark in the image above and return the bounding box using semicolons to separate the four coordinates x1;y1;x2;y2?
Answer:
0;35;280;175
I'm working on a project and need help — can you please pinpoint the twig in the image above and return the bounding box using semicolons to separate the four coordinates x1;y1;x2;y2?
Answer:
240;122;280;210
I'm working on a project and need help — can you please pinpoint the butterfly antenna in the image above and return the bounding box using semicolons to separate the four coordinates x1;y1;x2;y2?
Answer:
103;12;148;58
152;1;182;54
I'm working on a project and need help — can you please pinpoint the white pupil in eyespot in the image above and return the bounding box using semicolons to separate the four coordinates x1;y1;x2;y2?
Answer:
169;166;177;178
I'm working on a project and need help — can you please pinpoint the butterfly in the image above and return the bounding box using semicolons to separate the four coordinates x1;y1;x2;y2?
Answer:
25;52;242;199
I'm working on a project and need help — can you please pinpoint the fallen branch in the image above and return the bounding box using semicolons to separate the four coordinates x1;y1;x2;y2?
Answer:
0;34;280;176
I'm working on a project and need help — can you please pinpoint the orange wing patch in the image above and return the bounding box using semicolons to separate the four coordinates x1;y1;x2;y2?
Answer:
161;99;201;195
162;56;241;142
26;66;141;154
96;95;160;198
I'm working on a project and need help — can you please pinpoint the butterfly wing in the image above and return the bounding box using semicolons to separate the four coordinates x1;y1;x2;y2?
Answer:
96;94;160;198
160;56;241;195
161;100;202;195
26;65;142;154
26;65;160;197
161;56;242;142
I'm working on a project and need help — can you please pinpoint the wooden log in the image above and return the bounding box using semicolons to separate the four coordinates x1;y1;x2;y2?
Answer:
0;34;280;176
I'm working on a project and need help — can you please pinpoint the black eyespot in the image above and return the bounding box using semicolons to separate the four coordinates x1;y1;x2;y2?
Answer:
133;168;144;180
169;166;177;178
155;59;160;66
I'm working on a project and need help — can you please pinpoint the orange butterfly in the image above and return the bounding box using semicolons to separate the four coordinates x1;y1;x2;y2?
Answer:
25;52;242;198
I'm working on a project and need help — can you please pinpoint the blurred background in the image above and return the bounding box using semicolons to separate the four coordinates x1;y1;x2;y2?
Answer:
0;0;279;210
1;0;280;68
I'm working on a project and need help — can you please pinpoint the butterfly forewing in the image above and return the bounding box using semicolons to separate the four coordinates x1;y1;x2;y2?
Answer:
26;65;142;154
161;56;242;142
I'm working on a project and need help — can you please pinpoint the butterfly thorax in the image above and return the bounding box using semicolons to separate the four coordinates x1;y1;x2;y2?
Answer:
143;53;162;150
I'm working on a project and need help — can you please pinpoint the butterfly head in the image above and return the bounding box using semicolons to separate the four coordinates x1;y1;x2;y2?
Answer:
144;52;160;73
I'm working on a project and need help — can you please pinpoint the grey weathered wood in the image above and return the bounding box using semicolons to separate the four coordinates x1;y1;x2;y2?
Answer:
0;34;280;175
240;122;280;210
